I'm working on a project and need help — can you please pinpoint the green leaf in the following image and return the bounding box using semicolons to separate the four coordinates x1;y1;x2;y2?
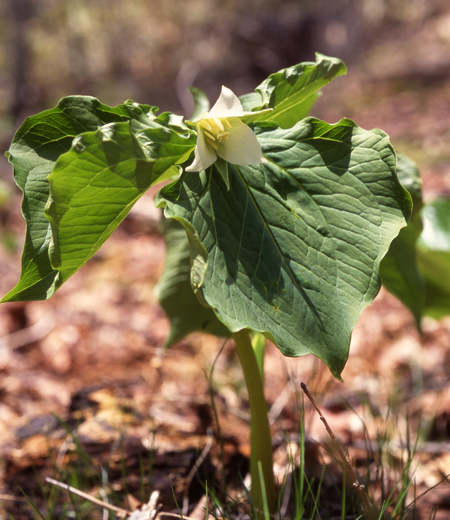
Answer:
2;96;158;302
189;87;210;121
417;198;450;319
379;154;424;328
156;217;231;347
249;53;346;128
239;92;264;112
44;119;196;289
157;118;410;378
395;154;423;213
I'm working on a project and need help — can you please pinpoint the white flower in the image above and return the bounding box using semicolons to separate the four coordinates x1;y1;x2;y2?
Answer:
186;86;268;172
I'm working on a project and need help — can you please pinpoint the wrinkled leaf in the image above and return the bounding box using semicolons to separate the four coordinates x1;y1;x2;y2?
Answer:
45;119;196;289
2;96;158;302
156;217;231;347
380;154;424;328
157;118;410;378
246;53;346;128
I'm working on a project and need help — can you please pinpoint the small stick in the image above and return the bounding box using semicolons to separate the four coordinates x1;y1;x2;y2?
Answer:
0;494;27;502
157;513;198;520
182;428;214;515
46;478;199;520
45;478;130;517
147;490;160;513
301;383;378;520
128;490;161;520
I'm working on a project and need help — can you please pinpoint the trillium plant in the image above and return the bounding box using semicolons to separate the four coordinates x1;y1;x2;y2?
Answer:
4;53;425;513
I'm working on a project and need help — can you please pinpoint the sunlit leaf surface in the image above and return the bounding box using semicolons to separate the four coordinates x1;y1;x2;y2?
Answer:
2;97;195;301
2;97;159;302
243;53;347;128
158;118;410;378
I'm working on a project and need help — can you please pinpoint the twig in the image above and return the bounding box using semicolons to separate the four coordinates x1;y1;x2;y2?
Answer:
0;316;54;350
205;337;229;500
182;428;214;515
301;383;379;520
128;490;161;520
45;478;130;517
157;513;198;520
0;494;27;502
404;473;450;515
45;477;208;520
268;380;294;425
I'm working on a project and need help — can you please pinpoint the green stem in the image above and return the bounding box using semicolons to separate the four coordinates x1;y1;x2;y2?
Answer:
233;329;275;514
251;332;267;383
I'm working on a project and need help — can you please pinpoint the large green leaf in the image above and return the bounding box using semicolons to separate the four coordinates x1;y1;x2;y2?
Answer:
45;119;196;288
157;118;411;378
2;96;159;302
417;198;450;318
156;217;231;347
2;97;196;301
242;53;346;128
379;154;424;328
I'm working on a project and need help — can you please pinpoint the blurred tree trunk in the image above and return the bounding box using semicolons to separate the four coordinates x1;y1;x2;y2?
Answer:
10;0;30;121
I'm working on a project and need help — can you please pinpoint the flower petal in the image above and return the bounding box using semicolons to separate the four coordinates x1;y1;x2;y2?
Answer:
216;118;266;166
207;86;244;118
185;127;217;172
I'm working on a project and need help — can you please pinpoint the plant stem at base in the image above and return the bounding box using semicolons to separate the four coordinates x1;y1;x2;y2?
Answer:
233;329;275;514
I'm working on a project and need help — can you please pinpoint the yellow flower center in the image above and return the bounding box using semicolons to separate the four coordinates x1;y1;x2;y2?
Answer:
199;117;232;150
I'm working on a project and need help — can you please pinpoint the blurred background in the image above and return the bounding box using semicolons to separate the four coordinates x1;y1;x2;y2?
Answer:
1;0;450;192
1;0;450;517
1;0;450;141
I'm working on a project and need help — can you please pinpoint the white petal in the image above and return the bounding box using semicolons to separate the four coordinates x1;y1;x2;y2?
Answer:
186;128;217;172
207;86;244;118
216;119;266;166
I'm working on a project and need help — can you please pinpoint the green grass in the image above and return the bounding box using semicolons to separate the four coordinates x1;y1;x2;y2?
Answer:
5;386;450;520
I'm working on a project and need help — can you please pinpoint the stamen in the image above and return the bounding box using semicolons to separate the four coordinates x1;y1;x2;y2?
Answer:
203;130;216;141
201;120;212;132
213;117;225;132
216;132;229;143
206;138;219;150
201;116;231;149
